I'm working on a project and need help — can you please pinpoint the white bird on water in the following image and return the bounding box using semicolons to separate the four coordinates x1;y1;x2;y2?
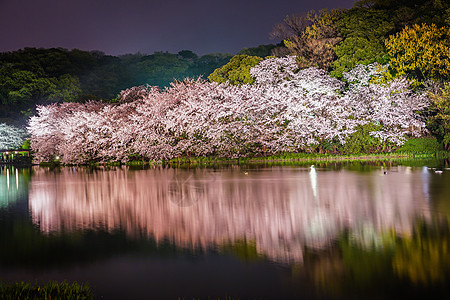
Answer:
427;167;443;174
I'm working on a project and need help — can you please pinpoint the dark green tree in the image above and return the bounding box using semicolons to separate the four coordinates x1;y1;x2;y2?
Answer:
0;47;232;123
187;53;232;79
332;7;394;77
331;0;450;78
427;83;450;150
134;52;191;88
177;50;198;61
208;55;263;85
237;44;277;58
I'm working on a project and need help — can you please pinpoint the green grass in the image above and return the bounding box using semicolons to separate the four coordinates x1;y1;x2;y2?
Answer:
38;150;450;167
116;151;450;168
0;281;93;300
145;138;449;165
160;151;449;166
38;161;61;167
35;137;450;167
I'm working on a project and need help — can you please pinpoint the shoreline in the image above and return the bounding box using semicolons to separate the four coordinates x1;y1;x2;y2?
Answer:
28;151;450;168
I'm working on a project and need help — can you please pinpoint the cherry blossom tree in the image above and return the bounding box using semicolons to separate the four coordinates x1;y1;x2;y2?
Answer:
28;104;64;162
27;57;430;164
0;123;27;150
342;63;428;145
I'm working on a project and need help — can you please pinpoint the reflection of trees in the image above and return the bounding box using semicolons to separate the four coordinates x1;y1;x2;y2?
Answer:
302;220;450;299
29;165;431;263
168;173;212;207
393;221;450;285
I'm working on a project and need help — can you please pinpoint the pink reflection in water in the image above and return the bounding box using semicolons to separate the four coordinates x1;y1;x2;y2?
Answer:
29;165;430;263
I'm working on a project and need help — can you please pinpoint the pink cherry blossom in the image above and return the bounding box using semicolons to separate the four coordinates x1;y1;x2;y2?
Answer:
28;59;429;164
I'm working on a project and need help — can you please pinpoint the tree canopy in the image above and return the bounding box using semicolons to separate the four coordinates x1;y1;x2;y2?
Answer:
0;48;232;125
237;44;277;58
385;23;450;81
272;0;450;77
427;83;450;149
331;7;394;77
208;55;263;85
271;9;342;70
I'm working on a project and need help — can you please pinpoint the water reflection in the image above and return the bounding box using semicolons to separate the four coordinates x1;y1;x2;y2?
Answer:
422;166;430;202
0;166;29;208
28;165;434;264
310;165;317;199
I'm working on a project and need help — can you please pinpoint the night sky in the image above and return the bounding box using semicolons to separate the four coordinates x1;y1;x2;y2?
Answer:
1;0;356;56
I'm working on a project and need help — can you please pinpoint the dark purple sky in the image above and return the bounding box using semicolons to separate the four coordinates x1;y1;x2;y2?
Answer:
0;0;356;56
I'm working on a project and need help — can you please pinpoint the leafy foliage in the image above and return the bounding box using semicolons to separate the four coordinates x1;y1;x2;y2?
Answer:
271;10;342;70
427;83;450;149
237;44;277;58
208;55;263;85
332;7;394;78
133;52;191;87
0;48;232;124
355;0;450;29
395;137;442;153
385;23;450;81
331;0;450;77
0;67;81;121
338;123;392;154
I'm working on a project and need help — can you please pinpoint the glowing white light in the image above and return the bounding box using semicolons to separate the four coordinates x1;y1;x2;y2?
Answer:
6;168;9;190
310;165;317;199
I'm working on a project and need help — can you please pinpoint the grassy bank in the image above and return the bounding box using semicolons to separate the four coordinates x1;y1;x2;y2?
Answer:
29;151;450;168
154;137;450;166
37;137;450;167
160;151;449;167
0;281;93;300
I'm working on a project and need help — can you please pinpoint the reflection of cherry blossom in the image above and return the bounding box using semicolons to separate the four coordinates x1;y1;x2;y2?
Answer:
168;171;217;207
29;166;431;263
28;59;428;164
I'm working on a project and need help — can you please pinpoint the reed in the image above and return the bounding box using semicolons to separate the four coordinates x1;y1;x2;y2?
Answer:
0;281;93;300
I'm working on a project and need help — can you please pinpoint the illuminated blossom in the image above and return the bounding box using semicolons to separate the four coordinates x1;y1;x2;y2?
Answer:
0;123;27;149
28;59;429;164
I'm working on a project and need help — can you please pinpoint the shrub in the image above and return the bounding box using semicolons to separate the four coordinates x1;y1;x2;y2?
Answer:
395;137;442;153
338;123;393;154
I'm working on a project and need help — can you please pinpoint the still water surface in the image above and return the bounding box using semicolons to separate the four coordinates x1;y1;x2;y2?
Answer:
1;161;450;299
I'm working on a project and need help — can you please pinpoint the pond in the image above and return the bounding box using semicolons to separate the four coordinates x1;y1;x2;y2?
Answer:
0;161;449;299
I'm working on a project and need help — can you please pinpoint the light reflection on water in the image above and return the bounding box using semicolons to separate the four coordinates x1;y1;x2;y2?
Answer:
0;166;29;208
1;163;450;298
29;164;434;264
